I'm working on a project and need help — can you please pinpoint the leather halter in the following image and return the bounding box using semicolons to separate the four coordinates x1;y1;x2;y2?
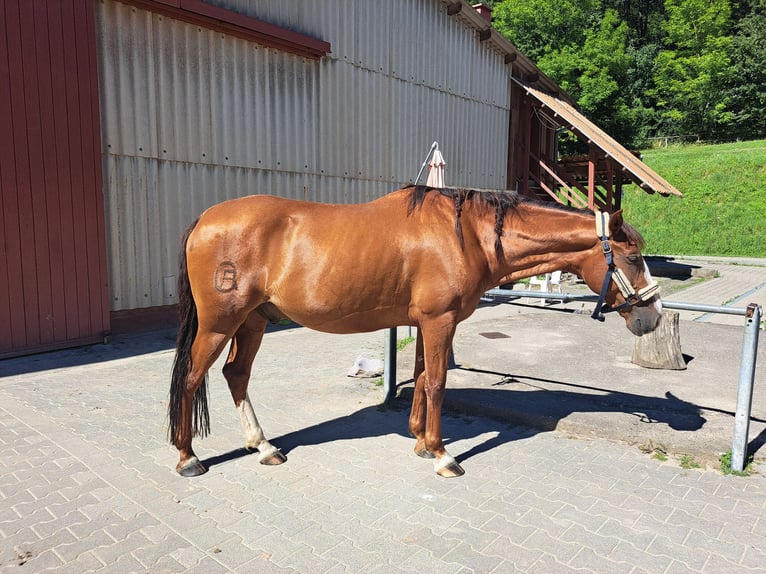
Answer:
591;210;660;322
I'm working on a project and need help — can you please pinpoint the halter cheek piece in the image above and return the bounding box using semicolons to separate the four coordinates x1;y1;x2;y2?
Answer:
591;210;660;322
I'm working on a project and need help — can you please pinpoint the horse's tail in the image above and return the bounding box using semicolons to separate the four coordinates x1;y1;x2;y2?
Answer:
168;218;210;442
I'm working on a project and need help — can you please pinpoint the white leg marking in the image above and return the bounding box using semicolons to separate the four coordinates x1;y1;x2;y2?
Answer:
434;453;457;472
237;393;282;464
237;393;264;447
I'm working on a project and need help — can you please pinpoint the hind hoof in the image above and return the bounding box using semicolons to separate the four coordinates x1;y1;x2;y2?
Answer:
177;456;208;477
259;449;287;466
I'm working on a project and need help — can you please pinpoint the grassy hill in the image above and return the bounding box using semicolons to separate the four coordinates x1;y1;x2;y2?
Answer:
621;140;766;257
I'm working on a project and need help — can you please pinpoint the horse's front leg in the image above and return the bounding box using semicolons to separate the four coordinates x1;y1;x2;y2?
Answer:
223;316;286;466
418;317;465;478
408;330;432;459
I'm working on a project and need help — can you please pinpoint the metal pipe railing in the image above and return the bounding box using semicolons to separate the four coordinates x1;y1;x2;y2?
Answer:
733;303;762;471
484;288;751;316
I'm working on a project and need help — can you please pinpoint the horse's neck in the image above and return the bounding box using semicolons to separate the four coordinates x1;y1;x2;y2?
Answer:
489;203;597;283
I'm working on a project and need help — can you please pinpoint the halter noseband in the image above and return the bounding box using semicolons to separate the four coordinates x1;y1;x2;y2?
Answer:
591;210;660;322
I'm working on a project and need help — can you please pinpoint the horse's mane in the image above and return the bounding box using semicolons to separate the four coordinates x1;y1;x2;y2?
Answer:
407;185;522;255
405;185;644;253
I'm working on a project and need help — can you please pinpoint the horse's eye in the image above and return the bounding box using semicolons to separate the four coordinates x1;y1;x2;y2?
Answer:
626;254;641;264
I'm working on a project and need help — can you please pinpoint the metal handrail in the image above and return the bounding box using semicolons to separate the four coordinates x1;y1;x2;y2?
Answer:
483;288;750;316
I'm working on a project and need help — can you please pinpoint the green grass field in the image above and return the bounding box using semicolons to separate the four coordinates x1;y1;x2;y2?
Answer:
621;140;766;257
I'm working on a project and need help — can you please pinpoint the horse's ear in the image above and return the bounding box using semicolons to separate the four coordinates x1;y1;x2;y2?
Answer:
609;210;624;236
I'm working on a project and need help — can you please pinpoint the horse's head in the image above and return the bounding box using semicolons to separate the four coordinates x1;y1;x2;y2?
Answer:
580;210;662;336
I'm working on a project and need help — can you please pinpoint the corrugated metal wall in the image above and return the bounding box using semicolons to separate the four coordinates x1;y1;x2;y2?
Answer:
95;0;512;311
0;0;110;357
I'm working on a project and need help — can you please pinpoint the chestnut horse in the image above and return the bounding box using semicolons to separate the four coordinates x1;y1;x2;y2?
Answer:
169;186;662;478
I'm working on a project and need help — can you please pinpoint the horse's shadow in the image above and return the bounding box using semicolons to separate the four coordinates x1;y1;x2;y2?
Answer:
201;371;727;471
439;368;709;435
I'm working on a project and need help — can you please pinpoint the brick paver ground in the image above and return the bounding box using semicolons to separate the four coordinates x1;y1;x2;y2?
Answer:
2;322;765;573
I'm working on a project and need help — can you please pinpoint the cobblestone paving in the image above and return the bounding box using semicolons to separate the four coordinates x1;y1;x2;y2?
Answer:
1;328;765;573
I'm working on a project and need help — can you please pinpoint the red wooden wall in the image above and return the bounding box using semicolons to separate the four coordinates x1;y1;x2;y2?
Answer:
0;0;109;358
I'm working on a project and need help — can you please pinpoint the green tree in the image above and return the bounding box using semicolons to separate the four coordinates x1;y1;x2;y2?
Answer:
602;0;662;41
491;2;639;144
539;10;636;142
725;0;766;139
649;0;733;139
603;0;667;144
486;0;758;143
577;9;634;141
489;0;600;62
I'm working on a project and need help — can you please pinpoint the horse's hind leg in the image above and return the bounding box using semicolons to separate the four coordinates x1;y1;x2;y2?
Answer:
175;331;232;477
223;313;286;466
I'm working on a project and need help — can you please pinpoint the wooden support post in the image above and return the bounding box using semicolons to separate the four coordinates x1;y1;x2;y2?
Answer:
587;147;597;210
605;158;614;211
631;310;686;370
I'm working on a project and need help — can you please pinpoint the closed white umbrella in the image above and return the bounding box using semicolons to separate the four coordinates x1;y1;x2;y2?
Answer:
426;145;446;188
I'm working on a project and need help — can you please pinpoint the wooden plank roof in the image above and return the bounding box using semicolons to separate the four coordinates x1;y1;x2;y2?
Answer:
516;80;683;198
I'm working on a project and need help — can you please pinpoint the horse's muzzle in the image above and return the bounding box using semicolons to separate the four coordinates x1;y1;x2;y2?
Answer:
624;300;663;336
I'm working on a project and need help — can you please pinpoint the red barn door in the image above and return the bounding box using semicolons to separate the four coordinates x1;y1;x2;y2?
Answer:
0;0;109;358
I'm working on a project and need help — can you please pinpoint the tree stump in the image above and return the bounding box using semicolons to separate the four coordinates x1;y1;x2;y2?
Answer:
632;310;686;370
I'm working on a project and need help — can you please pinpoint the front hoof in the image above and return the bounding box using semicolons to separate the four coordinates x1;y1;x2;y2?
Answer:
176;456;208;477
414;439;435;459
434;454;465;478
436;461;465;478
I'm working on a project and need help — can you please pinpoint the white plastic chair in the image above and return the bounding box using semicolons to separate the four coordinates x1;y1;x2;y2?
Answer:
528;271;563;305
